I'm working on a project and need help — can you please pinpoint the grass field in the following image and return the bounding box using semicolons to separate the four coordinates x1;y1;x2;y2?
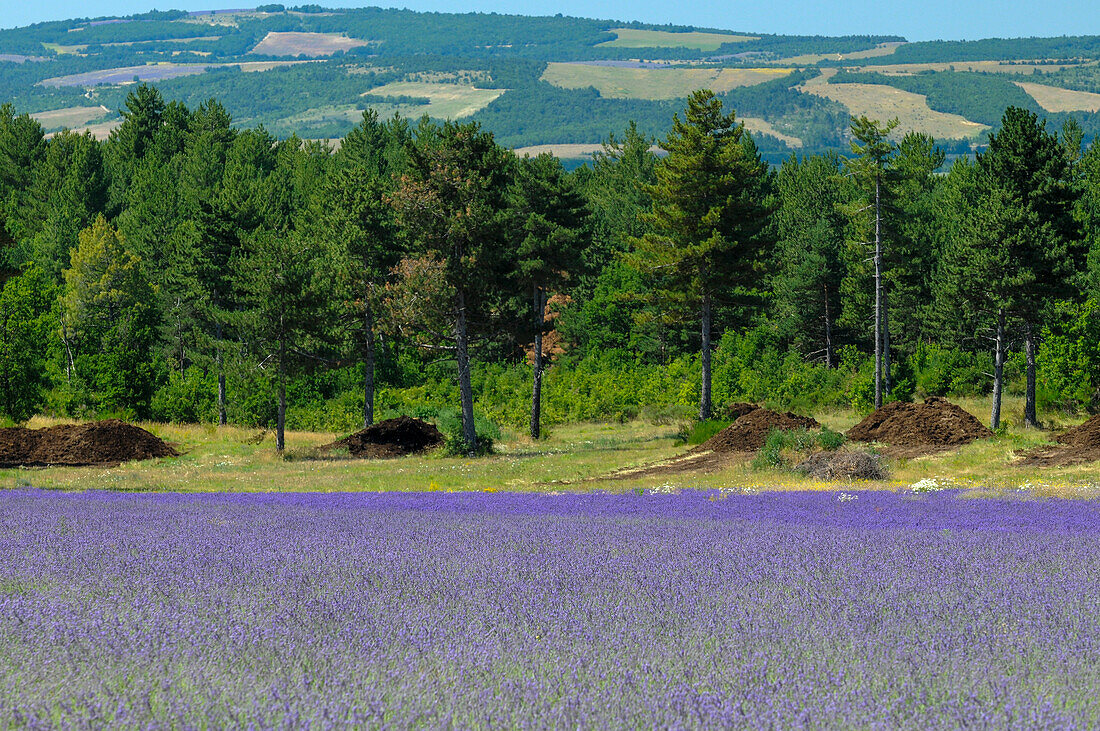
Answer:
800;69;989;139
4;395;1098;497
542;63;792;100
773;41;906;65
597;28;758;50
843;60;1089;75
362;81;505;119
30;105;111;131
1016;81;1100;112
45;120;121;141
249;31;372;57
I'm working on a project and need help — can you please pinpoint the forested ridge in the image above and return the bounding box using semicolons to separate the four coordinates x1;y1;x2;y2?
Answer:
2;84;1099;453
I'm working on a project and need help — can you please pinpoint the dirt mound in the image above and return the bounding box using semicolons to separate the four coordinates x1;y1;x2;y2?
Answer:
717;402;759;421
797;451;888;481
699;409;820;453
1018;414;1100;466
322;416;444;459
847;397;991;455
0;420;178;467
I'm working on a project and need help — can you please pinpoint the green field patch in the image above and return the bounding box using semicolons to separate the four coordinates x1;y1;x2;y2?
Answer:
363;81;505;119
542;63;792;100
598;28;757;50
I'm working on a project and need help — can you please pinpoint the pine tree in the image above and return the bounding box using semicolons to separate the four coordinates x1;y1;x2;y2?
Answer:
630;89;772;420
513;152;592;438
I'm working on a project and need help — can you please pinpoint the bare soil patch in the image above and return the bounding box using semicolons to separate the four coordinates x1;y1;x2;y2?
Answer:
0;420;178;467
1018;415;1100;466
847;397;991;456
320;416;443;459
699;408;820;453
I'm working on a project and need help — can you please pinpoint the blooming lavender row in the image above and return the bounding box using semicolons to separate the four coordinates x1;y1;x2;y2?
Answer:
1;489;1098;729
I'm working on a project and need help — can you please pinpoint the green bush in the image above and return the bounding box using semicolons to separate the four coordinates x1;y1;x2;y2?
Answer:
752;427;847;470
677;419;731;446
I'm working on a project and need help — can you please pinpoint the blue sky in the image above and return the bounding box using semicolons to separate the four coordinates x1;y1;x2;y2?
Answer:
1;0;1097;41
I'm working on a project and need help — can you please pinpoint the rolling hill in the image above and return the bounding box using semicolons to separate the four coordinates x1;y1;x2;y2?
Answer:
3;6;1100;163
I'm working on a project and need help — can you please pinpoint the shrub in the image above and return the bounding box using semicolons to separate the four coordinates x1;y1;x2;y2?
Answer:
752;427;846;470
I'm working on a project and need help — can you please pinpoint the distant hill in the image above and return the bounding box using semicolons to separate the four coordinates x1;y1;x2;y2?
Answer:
3;6;1099;163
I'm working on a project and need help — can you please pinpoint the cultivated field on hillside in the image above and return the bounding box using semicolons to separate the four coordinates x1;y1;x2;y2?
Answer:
800;69;988;139
542;63;792;100
364;81;505;119
249;31;372;57
597;28;757;50
845;60;1088;75
29;105;110;131
1017;81;1100;112
774;41;906;65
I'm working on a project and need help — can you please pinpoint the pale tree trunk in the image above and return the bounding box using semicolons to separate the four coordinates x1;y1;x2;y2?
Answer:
823;282;834;369
530;286;545;440
455;288;477;456
883;288;891;397
990;309;1006;431
699;292;713;421
873;172;883;410
216;322;226;427
1024;321;1038;428
362;289;376;429
276;323;286;452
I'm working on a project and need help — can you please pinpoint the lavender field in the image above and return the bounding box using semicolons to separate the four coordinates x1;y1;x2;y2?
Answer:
2;488;1099;728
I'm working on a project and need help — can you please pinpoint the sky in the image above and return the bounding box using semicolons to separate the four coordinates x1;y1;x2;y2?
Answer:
0;0;1097;41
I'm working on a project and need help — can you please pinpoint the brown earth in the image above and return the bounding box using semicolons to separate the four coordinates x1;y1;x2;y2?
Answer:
847;397;991;456
1018;414;1100;466
321;416;444;459
698;408;821;453
0;420;178;467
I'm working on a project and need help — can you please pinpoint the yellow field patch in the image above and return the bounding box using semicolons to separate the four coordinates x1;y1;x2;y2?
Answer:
740;117;803;148
45;119;121;141
598;28;758;51
363;81;505;119
773;41;906;66
800;69;988;139
1015;81;1100;112
250;31;372;57
844;60;1089;75
542;63;792;100
31;105;110;130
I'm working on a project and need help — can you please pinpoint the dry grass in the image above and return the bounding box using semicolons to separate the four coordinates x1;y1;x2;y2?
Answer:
843;60;1091;75
362;81;505;119
542;63;792;100
4;395;1098;499
30;105;110;131
597;28;757;51
1016;81;1100;112
249;31;371;57
799;68;989;139
45;120;121;141
740;116;803;148
773;41;906;65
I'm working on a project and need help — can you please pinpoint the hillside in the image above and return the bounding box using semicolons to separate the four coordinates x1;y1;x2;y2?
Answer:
3;6;1100;162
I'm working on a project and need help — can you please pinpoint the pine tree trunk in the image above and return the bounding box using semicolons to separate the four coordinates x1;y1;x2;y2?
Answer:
216;321;227;427
823;282;834;369
699;292;713;421
362;291;376;429
873;172;883;410
991;309;1006;431
1024;321;1038;428
883;288;891;397
530;286;544;440
455;288;477;456
276;324;286;453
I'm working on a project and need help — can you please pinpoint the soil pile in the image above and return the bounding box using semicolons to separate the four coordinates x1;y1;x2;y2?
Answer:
0;420;178;467
717;402;759;421
323;416;444;459
1018;414;1100;466
699;409;820;453
847;397;991;454
797;451;887;481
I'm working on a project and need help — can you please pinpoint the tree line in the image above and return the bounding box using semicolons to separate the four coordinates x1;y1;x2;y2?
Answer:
1;84;1099;454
